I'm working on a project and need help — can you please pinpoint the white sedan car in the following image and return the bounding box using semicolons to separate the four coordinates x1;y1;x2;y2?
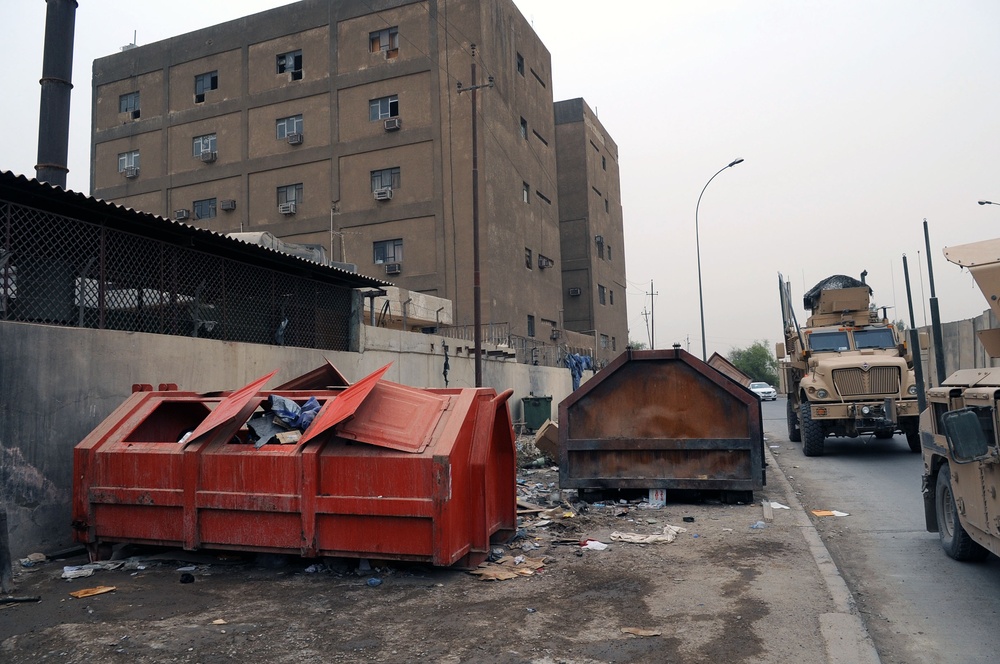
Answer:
749;381;777;401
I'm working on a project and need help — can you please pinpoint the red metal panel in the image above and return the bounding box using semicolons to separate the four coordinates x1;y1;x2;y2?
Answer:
186;370;277;445
336;381;449;453
299;364;390;444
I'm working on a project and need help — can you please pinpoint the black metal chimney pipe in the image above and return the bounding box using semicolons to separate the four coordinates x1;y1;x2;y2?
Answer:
35;0;78;189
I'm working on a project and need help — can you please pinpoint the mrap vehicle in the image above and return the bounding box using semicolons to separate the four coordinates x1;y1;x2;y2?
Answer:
922;237;1000;560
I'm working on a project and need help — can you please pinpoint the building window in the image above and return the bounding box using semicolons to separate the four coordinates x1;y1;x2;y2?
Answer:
192;133;217;158
193;198;217;220
117;150;139;172
530;69;546;88
119;91;140;118
516;52;524;76
522;182;530;203
373;238;403;264
277;50;303;80
605;198;610;213
602;155;607;170
370;27;399;57
598;284;606;305
371;167;400;191
527;315;535;338
525;248;532;270
532;130;548;146
601;334;610;349
607;244;612;261
612;336;617;352
277;183;303;205
369;95;399;121
536;191;551;205
276;114;303;139
609;290;614;305
519;117;527;139
597;237;605;260
194;71;218;103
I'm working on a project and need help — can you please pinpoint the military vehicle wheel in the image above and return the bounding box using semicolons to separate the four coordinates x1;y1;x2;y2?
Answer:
904;423;921;453
787;399;801;443
874;429;894;439
935;465;990;561
800;402;825;456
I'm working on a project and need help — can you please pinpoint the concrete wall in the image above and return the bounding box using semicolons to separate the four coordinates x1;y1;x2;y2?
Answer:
0;320;577;557
918;308;1000;386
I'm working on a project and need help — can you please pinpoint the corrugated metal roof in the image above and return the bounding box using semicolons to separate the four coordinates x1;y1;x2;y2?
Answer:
0;170;388;290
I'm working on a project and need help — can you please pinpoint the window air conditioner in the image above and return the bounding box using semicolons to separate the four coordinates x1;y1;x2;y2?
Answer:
200;151;217;163
373;187;393;201
538;256;554;269
568;287;582;297
286;133;303;145
174;209;190;220
123;166;139;178
278;202;297;215
220;199;237;211
384;262;401;275
550;329;561;340
383;117;401;132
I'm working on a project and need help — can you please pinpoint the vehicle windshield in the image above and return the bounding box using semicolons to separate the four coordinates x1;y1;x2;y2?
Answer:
808;331;850;352
750;382;769;389
854;328;897;349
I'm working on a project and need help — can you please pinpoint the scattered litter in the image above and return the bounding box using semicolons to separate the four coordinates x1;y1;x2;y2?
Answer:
176;566;197;573
304;564;323;573
366;578;382;587
811;510;850;517
179;573;195;584
610;524;686;544
580;539;609;551
19;553;47;568
469;555;546;581
1;596;41;605
621;627;662;637
749;521;768;530
770;502;790;510
532;519;552;528
68;585;116;599
722;528;733;532
769;445;781;449
526;608;537;613
61;566;94;580
211;619;227;625
648;488;666;507
519;541;540;552
682;516;695;523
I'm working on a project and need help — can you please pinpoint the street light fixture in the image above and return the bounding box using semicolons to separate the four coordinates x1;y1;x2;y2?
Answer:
695;158;744;361
979;200;998;206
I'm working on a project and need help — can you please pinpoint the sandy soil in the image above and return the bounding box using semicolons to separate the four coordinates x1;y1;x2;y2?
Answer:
2;458;836;664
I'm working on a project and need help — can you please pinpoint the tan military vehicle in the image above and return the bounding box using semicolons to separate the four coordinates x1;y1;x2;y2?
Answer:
922;238;1000;560
777;274;920;456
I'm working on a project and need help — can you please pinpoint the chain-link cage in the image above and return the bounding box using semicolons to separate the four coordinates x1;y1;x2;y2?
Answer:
1;200;354;351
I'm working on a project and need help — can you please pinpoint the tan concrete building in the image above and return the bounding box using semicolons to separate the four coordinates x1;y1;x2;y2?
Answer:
91;0;625;360
554;98;628;360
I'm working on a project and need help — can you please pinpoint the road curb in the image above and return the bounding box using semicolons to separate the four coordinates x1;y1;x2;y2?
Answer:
764;444;881;664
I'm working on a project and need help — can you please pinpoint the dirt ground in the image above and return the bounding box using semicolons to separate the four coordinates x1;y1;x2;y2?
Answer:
1;445;837;664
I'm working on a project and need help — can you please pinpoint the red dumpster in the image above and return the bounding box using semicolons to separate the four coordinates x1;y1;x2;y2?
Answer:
72;364;517;567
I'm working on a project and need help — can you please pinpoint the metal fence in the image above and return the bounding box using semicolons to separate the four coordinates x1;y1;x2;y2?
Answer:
0;200;355;351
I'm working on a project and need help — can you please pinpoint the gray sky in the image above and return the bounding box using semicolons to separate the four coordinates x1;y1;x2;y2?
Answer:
2;1;999;358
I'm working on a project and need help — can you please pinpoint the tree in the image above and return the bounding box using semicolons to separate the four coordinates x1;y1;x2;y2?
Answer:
727;340;779;386
627;339;648;350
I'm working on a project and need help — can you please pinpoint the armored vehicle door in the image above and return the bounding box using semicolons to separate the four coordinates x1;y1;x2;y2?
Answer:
940;401;993;538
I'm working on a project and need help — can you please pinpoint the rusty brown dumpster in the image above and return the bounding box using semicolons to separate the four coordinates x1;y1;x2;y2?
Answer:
72;364;517;567
558;348;765;502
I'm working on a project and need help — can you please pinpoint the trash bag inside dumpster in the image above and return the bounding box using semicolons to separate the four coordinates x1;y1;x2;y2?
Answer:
248;395;321;448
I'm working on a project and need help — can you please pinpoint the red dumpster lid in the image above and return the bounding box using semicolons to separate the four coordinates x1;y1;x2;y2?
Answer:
185;370;278;445
300;364;448;453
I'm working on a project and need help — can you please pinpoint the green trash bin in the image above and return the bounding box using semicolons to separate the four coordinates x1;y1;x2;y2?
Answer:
521;396;552;433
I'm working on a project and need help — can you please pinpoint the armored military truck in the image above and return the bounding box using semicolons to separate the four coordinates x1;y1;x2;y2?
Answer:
922;238;1000;560
777;274;920;456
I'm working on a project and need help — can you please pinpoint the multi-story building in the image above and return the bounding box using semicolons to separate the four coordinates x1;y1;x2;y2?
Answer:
554;98;628;359
90;0;625;361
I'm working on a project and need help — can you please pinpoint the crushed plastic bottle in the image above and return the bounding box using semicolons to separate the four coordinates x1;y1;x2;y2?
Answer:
749;521;768;529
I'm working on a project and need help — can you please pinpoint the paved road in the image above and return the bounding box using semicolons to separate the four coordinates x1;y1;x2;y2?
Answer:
762;398;1000;664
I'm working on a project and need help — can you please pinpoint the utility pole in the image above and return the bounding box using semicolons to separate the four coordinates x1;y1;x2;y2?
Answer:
647;280;658;349
457;45;494;387
641;307;651;348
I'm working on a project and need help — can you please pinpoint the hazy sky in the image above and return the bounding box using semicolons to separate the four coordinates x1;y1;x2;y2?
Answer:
2;1;999;358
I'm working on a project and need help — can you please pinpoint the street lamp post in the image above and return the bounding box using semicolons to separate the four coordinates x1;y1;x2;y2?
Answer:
695;158;743;361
